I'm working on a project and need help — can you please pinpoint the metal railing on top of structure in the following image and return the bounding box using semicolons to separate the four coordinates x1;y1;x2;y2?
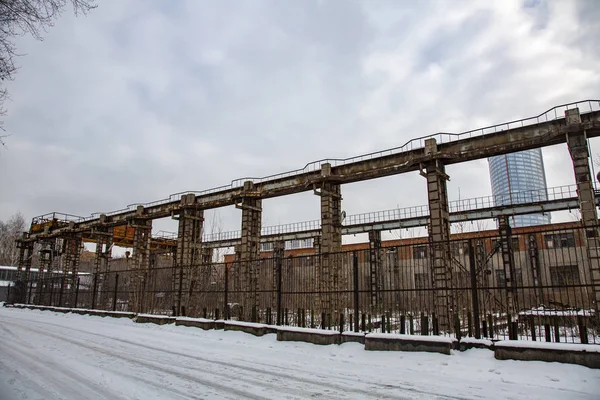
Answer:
32;100;600;226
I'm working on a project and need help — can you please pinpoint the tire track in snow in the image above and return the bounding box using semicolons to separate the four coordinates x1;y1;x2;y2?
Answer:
4;319;328;400
0;324;125;400
1;313;461;400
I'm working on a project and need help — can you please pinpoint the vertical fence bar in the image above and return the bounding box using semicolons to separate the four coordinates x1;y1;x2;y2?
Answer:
58;277;65;307
276;255;283;326
113;273;119;312
468;239;481;339
353;251;359;333
91;273;98;310
74;278;80;308
27;279;33;304
224;263;229;320
49;278;55;306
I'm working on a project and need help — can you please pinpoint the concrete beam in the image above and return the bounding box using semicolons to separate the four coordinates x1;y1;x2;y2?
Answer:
27;108;600;241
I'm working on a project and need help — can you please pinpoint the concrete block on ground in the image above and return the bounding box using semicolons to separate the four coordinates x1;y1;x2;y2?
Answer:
365;333;456;355
341;331;366;345
224;321;269;337
459;337;494;351
214;320;225;330
175;317;216;330
494;341;600;369
88;309;135;319
135;314;176;325
277;326;341;345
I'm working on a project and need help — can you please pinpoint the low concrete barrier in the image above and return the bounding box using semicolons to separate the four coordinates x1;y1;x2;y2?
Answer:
175;317;216;330
494;341;600;369
88;310;136;319
277;327;341;345
459;337;494;351
135;314;175;325
341;331;365;345
365;333;457;355
224;321;271;337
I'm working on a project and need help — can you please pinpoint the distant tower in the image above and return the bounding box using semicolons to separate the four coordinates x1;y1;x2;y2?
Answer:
488;149;551;227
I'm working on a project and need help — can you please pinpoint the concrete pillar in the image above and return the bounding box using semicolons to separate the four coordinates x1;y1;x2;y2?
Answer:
36;239;55;304
129;210;152;314
315;163;342;318
422;139;452;332
368;230;383;312
173;194;204;316
93;223;113;309
16;234;34;283
236;181;262;321
62;233;82;307
498;215;518;319
565;108;600;310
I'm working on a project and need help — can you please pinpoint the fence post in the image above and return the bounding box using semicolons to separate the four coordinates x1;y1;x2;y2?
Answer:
112;273;119;312
6;282;10;303
339;313;344;334
27;279;33;304
578;317;589;344
91;273;98;310
74;278;80;308
223;263;229;320
276;254;283;326
353;251;359;333
49;278;55;306
58;277;65;307
468;239;481;339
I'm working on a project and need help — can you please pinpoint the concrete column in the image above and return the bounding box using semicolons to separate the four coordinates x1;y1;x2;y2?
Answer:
422;139;452;332
62;233;82;307
36;239;55;304
368;230;383;312
129;210;152;314
565;107;600;310
315;163;342;318
93;222;113;309
236;181;262;321
173;194;204;316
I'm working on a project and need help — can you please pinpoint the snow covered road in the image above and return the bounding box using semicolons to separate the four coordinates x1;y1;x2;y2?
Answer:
0;307;598;400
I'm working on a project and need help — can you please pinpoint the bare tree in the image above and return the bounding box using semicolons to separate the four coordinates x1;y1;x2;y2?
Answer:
0;0;96;143
0;212;26;265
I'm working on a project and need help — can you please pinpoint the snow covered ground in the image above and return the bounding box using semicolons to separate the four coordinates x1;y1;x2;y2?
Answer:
0;307;598;400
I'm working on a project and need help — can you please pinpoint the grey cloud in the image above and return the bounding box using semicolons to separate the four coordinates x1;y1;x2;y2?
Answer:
0;0;599;237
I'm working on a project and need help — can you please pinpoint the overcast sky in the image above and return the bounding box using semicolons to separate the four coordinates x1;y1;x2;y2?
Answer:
1;0;599;241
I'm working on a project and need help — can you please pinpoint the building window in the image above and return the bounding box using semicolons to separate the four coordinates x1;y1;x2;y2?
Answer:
414;273;430;289
492;237;520;251
413;245;428;260
385;249;398;267
260;242;273;252
495;269;523;287
544;233;575;249
451;242;468;257
550;265;581;286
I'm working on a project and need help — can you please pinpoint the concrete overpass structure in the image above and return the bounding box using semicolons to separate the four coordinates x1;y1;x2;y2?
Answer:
16;100;600;332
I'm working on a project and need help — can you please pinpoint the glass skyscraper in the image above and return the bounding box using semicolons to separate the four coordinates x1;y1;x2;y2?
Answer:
488;149;551;227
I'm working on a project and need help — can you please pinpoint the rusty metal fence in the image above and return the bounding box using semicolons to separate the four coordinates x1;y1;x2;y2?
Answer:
10;224;600;344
